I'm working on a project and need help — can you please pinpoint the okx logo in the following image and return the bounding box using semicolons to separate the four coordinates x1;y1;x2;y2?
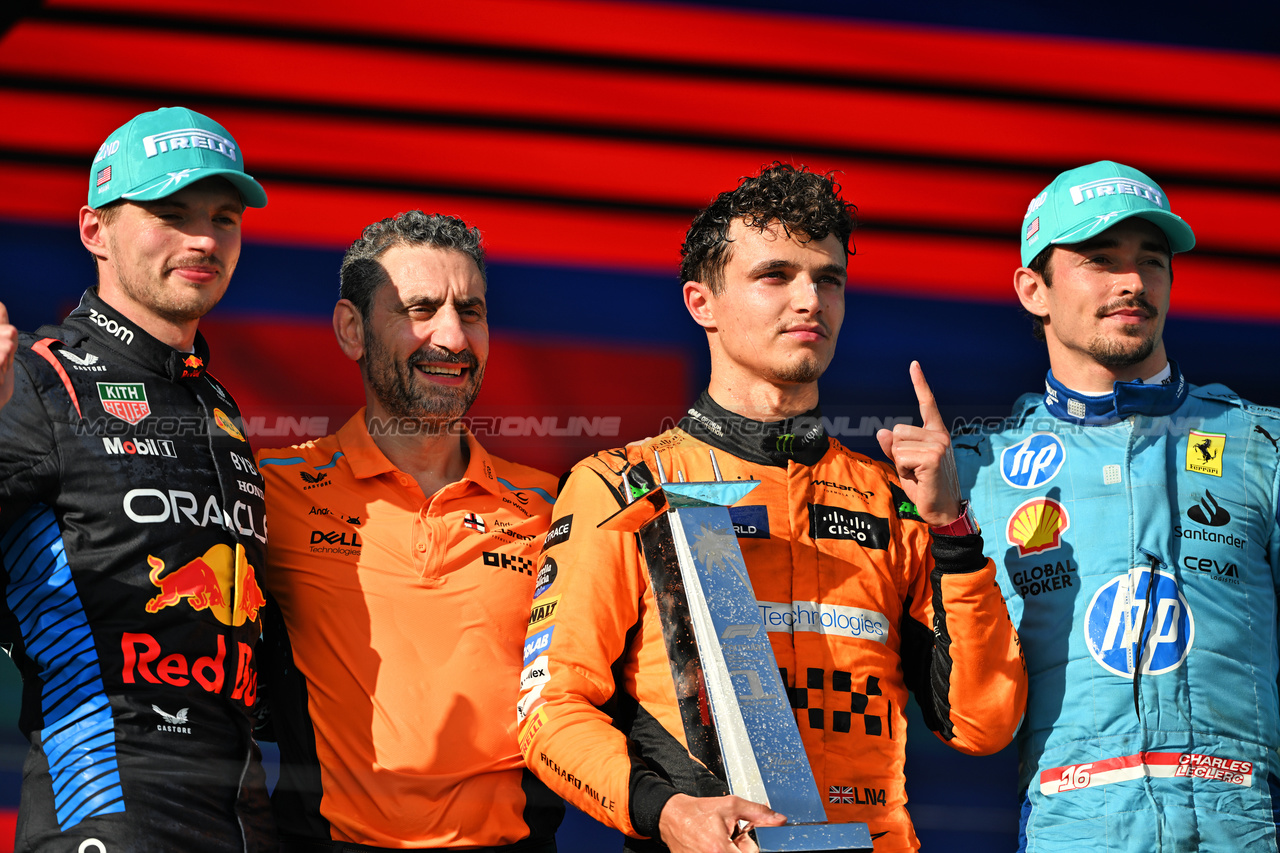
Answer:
1085;569;1193;678
1187;491;1230;527
1001;433;1065;489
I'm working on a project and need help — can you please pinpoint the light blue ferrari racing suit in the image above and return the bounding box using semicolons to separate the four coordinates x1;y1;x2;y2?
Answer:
956;361;1280;851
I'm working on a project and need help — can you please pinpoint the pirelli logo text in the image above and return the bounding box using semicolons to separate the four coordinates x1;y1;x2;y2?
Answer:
143;128;238;161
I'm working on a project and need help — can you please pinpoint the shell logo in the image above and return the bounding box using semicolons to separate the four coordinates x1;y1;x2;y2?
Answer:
1006;497;1070;557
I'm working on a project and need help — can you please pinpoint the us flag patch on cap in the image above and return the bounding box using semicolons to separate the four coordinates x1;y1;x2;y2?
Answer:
1026;217;1040;238
96;166;112;186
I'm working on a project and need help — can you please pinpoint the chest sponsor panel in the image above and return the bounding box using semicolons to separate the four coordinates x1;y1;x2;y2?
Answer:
809;504;890;549
758;600;890;645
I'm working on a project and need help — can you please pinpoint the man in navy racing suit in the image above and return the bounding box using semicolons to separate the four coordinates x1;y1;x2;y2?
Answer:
0;107;275;852
955;161;1280;851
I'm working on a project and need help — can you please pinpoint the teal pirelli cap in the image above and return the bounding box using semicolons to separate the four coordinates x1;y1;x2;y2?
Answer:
88;106;268;209
1020;160;1193;267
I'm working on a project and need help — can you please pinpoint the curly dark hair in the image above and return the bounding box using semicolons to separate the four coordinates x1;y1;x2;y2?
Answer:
339;210;486;320
680;163;857;293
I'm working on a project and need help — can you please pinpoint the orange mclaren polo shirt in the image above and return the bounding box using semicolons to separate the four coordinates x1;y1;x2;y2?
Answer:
257;409;563;848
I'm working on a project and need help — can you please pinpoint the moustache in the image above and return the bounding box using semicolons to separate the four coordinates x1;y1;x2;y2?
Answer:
1096;297;1157;320
408;347;479;370
166;254;222;273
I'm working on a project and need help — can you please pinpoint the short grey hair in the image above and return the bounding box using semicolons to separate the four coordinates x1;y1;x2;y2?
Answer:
339;210;486;319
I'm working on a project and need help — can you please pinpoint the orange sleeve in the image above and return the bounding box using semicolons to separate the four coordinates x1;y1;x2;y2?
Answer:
899;499;1027;756
518;455;673;838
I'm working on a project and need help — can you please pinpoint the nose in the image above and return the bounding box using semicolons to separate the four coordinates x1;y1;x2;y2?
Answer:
790;277;822;313
183;216;219;256
430;305;469;353
1113;264;1146;295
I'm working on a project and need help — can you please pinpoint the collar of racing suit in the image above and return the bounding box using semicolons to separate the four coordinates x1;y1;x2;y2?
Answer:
41;287;213;382
1042;359;1188;425
677;390;828;468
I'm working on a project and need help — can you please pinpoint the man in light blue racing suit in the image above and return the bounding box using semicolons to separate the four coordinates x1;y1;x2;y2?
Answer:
955;160;1280;851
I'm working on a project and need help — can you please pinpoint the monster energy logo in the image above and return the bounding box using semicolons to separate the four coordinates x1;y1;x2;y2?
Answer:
775;434;796;453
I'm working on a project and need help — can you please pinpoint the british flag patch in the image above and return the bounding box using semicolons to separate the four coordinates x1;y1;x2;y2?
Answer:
828;785;856;804
463;512;486;533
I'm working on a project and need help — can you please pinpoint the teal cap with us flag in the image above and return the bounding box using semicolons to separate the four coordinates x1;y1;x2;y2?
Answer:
1020;160;1193;267
88;106;268;209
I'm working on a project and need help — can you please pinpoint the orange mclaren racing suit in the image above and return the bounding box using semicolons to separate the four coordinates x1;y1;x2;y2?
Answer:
518;392;1026;852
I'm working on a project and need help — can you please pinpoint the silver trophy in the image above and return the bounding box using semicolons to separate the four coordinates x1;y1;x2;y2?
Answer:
600;450;872;852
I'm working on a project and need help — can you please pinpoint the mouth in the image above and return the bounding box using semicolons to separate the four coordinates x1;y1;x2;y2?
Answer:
1098;299;1156;323
417;364;464;377
782;323;828;342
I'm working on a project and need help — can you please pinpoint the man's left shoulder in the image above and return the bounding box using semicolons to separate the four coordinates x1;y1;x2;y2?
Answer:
1188;383;1280;423
486;454;559;507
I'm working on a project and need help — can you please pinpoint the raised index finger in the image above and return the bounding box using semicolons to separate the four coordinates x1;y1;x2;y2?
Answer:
910;360;944;430
0;302;8;327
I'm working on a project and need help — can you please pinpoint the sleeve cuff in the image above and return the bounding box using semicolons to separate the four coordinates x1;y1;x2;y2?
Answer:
929;531;988;574
630;768;680;839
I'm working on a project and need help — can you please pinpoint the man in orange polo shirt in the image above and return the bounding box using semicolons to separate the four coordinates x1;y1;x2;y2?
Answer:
257;211;563;852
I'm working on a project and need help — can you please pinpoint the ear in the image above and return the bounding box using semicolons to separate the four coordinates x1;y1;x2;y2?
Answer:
1013;266;1050;322
333;299;365;362
683;281;717;330
79;206;109;262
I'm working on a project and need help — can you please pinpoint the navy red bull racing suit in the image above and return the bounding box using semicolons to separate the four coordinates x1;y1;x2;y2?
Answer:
0;289;274;852
518;392;1027;852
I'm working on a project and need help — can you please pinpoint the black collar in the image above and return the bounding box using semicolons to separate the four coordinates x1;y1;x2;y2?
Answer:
42;288;211;382
677;390;828;468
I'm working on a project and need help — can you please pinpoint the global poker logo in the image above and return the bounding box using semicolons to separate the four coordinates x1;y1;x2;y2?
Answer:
1001;433;1065;489
1085;569;1194;678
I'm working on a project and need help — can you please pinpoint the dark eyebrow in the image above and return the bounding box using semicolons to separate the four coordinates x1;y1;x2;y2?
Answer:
1069;235;1170;256
745;259;847;278
402;295;487;312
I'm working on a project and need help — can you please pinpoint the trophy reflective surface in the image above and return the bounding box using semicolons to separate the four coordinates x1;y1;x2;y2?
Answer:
600;450;872;852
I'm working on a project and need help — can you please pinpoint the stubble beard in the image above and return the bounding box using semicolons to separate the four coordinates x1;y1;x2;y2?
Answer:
1086;297;1160;369
363;328;483;427
109;236;226;324
768;353;825;384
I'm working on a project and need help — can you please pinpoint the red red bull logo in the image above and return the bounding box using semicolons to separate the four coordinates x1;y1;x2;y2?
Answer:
145;543;266;626
181;354;204;378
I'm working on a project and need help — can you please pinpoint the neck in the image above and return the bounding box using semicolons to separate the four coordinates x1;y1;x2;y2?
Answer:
364;399;470;496
1045;343;1169;394
97;280;198;351
706;367;819;422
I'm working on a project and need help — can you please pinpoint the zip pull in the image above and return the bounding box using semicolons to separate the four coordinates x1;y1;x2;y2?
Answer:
1131;551;1164;718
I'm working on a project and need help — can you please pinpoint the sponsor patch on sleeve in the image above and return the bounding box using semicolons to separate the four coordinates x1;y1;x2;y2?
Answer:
533;556;558;598
519;706;548;752
528;595;560;628
543;515;573;550
523;626;554;666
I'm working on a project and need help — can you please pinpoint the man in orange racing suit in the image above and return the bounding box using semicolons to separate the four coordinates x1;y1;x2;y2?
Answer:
517;164;1027;853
